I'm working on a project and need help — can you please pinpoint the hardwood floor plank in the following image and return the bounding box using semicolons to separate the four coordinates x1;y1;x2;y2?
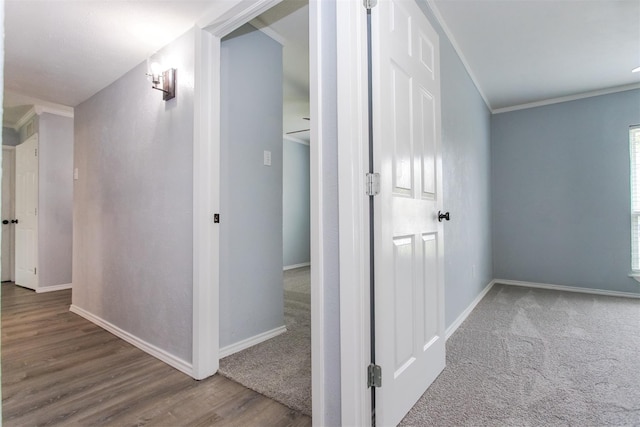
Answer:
2;283;312;427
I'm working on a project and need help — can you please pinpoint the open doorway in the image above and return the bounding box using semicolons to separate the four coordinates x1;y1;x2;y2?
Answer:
1;109;74;293
215;0;312;416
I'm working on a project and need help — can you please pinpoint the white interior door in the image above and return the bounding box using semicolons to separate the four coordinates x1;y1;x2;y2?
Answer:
372;0;445;425
15;135;38;290
2;147;16;282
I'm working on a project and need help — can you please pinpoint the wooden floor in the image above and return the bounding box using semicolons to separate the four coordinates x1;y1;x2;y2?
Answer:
1;283;311;427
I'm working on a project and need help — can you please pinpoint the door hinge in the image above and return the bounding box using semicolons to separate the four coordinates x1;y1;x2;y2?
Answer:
363;0;377;9
213;213;220;223
366;173;380;196
35;148;38;157
34;267;36;275
367;364;382;388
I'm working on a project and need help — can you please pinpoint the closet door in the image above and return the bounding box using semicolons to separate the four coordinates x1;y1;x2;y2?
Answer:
15;134;38;290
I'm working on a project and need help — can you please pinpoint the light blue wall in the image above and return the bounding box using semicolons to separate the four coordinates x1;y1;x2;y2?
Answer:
38;113;73;288
492;89;640;294
2;127;19;146
220;25;285;348
283;138;310;268
417;1;494;328
73;29;195;362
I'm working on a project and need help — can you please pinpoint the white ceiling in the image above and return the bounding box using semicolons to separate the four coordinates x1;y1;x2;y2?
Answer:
3;0;638;129
4;0;215;108
430;0;640;111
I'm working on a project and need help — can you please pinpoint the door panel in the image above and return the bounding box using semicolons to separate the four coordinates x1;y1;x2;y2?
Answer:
15;135;38;290
2;148;15;281
373;0;445;425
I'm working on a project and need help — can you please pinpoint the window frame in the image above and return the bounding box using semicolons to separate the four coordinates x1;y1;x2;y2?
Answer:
629;125;640;274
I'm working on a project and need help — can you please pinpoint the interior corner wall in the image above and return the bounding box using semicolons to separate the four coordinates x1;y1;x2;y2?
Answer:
2;127;19;147
283;138;311;268
492;89;640;294
38;113;73;288
219;25;284;348
72;29;195;363
417;2;494;328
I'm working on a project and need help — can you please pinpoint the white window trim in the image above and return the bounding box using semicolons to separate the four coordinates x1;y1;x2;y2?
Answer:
629;125;640;278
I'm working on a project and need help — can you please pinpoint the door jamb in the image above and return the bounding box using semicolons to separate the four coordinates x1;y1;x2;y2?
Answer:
192;2;328;425
336;1;372;425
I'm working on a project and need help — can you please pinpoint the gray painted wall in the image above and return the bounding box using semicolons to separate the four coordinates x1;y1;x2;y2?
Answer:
2;127;19;146
492;89;640;294
220;25;285;348
38;113;73;288
283;138;310;267
417;1;494;328
73;29;194;362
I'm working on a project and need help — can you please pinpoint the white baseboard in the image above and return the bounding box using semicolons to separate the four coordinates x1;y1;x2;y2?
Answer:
495;279;640;299
69;304;194;377
283;262;311;271
445;280;495;340
36;283;72;293
219;325;287;358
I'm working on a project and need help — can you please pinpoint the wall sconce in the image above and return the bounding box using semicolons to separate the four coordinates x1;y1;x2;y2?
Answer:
147;62;176;101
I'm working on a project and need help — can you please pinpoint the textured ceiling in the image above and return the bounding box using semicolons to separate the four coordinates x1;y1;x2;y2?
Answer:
430;0;640;110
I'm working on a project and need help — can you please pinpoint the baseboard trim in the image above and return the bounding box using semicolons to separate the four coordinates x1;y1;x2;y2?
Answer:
69;304;194;377
283;262;311;271
495;279;640;299
219;325;287;358
445;280;495;340
36;283;72;293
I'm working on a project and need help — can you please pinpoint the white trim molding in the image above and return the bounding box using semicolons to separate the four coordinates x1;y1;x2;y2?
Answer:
445;280;495;340
492;83;640;114
69;304;194;377
283;134;310;146
192;0;283;383
426;0;491;110
36;283;72;293
628;273;640;284
219;326;287;358
283;262;310;271
310;1;327;424
496;279;640;299
336;0;371;425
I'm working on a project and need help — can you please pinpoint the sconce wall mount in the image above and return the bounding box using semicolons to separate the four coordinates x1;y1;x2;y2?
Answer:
147;65;176;101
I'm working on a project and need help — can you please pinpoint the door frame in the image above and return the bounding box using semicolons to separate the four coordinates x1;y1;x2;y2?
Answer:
191;0;329;424
2;146;16;282
336;1;372;425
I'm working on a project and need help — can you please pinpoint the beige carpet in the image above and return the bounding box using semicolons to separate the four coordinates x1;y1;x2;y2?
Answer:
401;284;640;426
218;267;311;416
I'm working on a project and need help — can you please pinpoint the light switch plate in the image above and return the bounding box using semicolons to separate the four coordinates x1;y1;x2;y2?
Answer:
74;168;79;180
264;150;272;166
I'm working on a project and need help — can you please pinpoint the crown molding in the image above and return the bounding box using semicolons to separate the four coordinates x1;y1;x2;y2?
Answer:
492;83;640;114
426;0;492;111
11;104;74;131
13;107;37;131
283;134;310;146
